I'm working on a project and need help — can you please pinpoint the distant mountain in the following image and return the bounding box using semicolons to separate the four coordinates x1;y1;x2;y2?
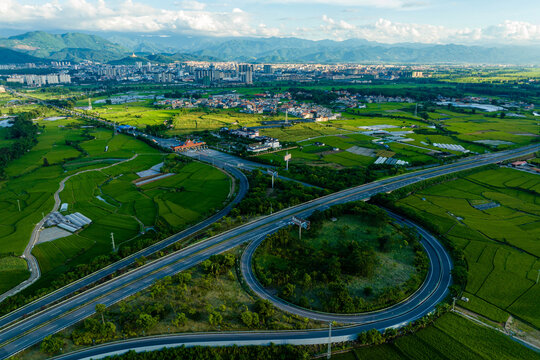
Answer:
0;47;49;64
0;31;128;62
1;31;540;64
188;38;540;64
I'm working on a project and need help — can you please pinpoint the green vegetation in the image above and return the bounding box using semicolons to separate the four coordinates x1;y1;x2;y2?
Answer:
234;169;327;216
92;345;309;360
0;115;231;317
254;202;428;313
374;167;540;327
31;147;230;290
26;250;321;359
336;313;537;360
0;257;30;294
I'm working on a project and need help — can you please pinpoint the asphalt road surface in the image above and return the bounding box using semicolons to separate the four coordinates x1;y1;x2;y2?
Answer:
0;162;248;330
0;144;537;360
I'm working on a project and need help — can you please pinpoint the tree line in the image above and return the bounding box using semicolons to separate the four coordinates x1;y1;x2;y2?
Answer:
0;109;41;178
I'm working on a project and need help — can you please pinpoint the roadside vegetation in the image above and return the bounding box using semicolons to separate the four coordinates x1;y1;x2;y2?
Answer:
23;249;323;359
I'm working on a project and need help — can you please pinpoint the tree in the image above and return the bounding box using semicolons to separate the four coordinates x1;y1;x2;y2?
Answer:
358;329;383;345
171;312;187;327
281;283;296;298
41;335;64;355
208;311;223;326
136;313;157;332
241;310;253;327
303;273;312;289
42;157;49;167
254;299;275;322
95;303;107;325
377;235;392;252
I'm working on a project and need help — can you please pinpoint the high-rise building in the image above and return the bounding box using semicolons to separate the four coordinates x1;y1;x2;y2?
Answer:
238;64;253;84
263;64;274;74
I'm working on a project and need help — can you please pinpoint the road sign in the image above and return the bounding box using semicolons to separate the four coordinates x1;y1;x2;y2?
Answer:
284;153;292;161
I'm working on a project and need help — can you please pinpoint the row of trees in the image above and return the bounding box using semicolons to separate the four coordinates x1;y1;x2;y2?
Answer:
0;109;41;178
92;344;310;360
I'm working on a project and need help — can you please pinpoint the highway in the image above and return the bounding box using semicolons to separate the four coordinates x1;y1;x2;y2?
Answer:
0;143;537;360
0;162;248;331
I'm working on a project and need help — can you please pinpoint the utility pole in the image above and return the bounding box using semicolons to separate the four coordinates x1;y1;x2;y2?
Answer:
17;199;21;212
414;103;418;117
536;269;540;284
111;232;115;252
285;109;288;125
327;322;332;359
299;224;302;240
452;297;456;311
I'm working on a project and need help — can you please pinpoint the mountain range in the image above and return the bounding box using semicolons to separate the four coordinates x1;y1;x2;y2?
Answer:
1;31;539;65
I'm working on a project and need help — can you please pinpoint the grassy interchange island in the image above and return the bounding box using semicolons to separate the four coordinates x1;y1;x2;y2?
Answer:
253;201;429;313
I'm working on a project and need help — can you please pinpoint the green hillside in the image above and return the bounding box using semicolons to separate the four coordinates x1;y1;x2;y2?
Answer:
0;47;49;64
0;31;128;62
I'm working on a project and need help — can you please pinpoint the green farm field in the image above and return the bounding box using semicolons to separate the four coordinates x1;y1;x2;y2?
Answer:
33;154;230;286
0;257;30;294
335;313;537;360
0;113;230;294
395;167;540;327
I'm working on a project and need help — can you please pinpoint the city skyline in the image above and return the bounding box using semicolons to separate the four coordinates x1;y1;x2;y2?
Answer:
1;0;540;45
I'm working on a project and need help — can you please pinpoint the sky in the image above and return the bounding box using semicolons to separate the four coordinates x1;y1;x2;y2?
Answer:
1;0;540;45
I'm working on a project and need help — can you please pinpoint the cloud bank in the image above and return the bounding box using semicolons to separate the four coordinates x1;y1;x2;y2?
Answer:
0;0;539;44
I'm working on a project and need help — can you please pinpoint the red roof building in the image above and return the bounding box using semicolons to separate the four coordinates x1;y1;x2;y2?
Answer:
172;139;206;152
511;161;527;167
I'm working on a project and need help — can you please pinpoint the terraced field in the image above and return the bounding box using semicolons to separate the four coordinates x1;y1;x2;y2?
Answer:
396;167;540;327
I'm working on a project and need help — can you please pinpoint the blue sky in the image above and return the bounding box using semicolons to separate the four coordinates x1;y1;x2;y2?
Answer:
1;0;539;44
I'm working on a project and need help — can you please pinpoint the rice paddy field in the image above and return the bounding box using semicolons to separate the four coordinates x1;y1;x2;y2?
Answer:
334;312;538;360
0;257;30;294
33;87;538;171
0;114;230;293
395;167;540;327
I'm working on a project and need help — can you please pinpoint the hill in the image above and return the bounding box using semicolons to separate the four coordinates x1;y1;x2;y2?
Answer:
0;31;128;62
2;31;540;64
0;47;49;64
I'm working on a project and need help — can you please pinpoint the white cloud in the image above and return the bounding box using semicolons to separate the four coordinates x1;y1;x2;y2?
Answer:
176;0;206;11
0;0;279;37
257;0;423;9
315;17;540;44
0;0;538;45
